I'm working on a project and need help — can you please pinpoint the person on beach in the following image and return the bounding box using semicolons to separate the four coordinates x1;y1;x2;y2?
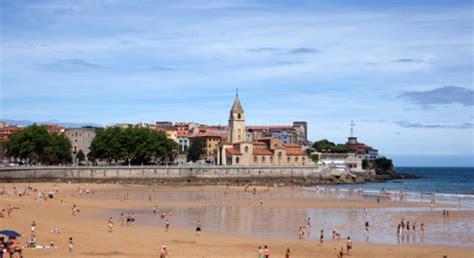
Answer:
258;246;264;258
126;213;131;226
420;223;424;234
346;237;352;256
120;213;124;226
165;219;170;232
365;221;370;233
306;217;311;228
131;213;136;225
71;204;78;216
68;237;74;252
160;245;168;258
320;230;324;244
196;220;202;236
406;221;410;232
107;217;114;232
31;221;36;236
264;245;270;258
285;248;291;258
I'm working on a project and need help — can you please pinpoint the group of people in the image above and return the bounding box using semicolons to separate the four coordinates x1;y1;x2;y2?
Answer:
0;236;23;258
397;218;425;236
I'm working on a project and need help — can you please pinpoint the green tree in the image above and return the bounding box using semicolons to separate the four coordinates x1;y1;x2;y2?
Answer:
187;137;205;162
372;157;395;174
311;139;353;153
5;125;72;165
88;127;178;165
362;159;369;170
76;149;86;164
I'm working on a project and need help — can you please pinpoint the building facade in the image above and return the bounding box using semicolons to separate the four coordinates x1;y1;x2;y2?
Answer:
216;96;308;166
65;128;96;162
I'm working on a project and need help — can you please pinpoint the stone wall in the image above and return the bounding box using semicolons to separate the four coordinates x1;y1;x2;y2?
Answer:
0;165;371;185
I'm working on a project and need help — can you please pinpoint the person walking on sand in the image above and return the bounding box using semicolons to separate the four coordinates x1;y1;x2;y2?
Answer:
165;219;170;232
107;217;114;233
196;220;202;236
346;237;352;256
320;230;324;244
264;245;270;258
68;237;74;252
365;220;370;233
160;245;168;258
120;213;124;226
285;248;291;258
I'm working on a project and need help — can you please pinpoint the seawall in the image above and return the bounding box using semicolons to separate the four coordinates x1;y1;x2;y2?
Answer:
0;166;374;185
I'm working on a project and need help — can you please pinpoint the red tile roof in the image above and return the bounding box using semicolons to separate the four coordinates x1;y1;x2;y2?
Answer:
252;141;266;145
253;149;273;155
283;143;300;148
285;149;306;156
226;148;242;155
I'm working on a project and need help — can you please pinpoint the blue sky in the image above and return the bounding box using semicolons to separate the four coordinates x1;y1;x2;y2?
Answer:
1;0;473;166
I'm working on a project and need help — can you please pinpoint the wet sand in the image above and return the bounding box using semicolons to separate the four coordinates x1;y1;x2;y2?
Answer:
0;183;473;257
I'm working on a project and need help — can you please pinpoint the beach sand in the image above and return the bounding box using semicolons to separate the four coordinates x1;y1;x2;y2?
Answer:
0;183;472;257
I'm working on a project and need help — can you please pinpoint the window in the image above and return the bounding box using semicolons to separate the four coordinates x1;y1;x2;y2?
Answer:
254;157;257;163
270;157;273;162
295;157;298;162
238;113;241;119
236;157;240;164
302;157;305;162
262;157;266;162
245;146;249;153
238;135;241;140
209;144;212;148
287;157;291;162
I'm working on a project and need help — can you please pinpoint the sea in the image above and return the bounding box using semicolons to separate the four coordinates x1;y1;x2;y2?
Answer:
325;167;474;208
350;167;473;195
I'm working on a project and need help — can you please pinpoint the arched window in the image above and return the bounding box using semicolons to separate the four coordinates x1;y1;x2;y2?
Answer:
287;157;291;162
238;135;241;140
295;157;299;162
238;113;241;119
237;129;241;133
254;157;257;163
262;157;266;162
236;157;240;164
270;157;273;162
245;146;249;153
302;157;306;162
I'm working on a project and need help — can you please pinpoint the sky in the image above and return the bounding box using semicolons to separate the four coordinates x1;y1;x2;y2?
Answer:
1;0;473;166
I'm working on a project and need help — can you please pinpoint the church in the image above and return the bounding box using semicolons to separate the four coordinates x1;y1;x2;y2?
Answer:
216;95;308;166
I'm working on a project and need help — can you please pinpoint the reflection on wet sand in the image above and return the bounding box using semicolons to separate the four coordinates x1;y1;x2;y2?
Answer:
88;186;474;248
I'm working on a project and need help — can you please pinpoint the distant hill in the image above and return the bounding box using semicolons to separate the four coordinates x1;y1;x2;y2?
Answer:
0;119;103;128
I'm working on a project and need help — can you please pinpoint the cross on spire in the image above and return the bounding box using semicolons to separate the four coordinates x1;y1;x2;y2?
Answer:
236;88;239;98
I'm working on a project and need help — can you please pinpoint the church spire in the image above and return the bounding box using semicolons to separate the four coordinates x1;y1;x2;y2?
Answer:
230;91;244;113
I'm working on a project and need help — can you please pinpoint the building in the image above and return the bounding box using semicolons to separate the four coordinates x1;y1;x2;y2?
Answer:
189;133;227;161
216;95;308;166
318;153;363;172
246;121;308;145
0;126;24;142
65;128;96;162
346;136;379;160
45;124;66;134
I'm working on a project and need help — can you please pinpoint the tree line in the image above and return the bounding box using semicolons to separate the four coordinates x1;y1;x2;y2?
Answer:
88;127;178;165
5;125;72;165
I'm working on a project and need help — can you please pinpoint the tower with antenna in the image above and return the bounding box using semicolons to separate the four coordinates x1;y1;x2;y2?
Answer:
347;120;358;144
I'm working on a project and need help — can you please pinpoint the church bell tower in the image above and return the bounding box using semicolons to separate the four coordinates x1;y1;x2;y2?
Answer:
229;90;245;143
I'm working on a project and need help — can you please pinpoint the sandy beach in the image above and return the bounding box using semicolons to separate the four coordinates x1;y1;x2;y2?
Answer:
1;183;473;258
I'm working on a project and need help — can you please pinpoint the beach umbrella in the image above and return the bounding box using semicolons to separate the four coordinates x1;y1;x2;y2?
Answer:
0;230;22;238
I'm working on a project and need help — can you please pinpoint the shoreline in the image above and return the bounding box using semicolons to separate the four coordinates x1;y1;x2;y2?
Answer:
1;183;472;258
